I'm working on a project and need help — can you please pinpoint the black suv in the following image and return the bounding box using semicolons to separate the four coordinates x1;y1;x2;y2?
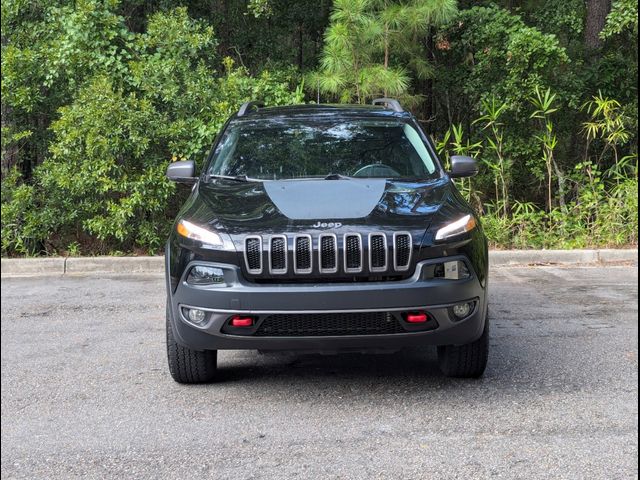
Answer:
165;99;489;383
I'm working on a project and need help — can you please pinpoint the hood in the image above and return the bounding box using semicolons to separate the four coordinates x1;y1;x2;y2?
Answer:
190;177;454;237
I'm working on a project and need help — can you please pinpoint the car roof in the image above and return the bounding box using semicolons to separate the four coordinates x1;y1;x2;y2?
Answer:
233;103;413;121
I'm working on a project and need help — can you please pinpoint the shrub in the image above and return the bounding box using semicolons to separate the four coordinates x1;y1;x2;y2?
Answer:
1;7;304;256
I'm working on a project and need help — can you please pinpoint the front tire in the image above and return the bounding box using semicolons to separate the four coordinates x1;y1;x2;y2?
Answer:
437;315;489;378
166;300;218;384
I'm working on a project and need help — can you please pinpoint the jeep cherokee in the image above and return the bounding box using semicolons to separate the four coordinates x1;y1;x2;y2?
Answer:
165;98;489;383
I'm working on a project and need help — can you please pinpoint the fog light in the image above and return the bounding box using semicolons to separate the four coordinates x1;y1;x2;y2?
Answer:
451;302;472;319
186;308;207;325
187;266;226;285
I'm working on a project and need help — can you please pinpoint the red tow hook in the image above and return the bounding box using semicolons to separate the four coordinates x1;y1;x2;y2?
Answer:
230;316;255;327
405;312;428;323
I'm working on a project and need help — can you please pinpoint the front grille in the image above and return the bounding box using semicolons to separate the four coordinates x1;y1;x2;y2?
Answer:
269;236;287;273
319;234;338;273
344;234;362;272
369;234;387;271
254;312;406;336
243;232;412;277
245;237;262;273
294;235;312;273
394;233;411;270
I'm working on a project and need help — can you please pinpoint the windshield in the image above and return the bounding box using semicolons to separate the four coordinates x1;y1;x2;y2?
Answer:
207;118;440;181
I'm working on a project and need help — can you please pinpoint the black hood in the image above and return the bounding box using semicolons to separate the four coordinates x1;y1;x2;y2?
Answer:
189;177;455;239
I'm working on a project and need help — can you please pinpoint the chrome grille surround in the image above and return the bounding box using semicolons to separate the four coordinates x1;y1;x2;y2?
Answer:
393;231;412;271
368;232;388;273
318;233;338;274
293;234;313;274
343;233;363;273
243;232;412;276
244;236;263;274
268;235;288;274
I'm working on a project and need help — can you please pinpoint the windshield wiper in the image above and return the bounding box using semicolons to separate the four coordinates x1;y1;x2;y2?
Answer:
206;174;263;183
324;173;353;180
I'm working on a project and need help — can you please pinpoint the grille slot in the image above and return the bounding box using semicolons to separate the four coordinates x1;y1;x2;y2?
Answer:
269;236;287;274
369;233;387;272
319;234;338;273
294;235;312;274
393;233;412;271
344;234;363;273
254;312;405;337
244;236;262;273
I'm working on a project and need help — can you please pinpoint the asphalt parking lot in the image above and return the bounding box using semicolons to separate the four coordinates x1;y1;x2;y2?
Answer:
1;266;638;479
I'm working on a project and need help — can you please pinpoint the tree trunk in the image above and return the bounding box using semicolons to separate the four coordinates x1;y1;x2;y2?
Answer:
384;24;389;70
417;29;436;133
553;160;568;212
425;30;435;126
584;0;612;49
297;24;304;69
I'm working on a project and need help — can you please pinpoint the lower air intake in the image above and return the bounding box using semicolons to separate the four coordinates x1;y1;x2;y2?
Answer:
254;312;406;336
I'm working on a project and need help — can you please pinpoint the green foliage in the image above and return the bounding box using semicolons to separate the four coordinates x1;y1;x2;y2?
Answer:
437;92;638;250
601;0;639;39
436;6;569;116
474;96;511;215
582;92;632;164
43;76;171;251
1;5;304;256
247;0;273;18
1;0;638;255
1;168;37;255
482;166;638;250
309;0;409;103
435;123;483;208
530;87;559;211
310;0;456;103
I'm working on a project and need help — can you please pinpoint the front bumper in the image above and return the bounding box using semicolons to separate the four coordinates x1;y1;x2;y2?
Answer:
167;256;487;351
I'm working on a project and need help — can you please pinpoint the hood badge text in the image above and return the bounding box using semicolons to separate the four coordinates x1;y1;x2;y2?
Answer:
312;221;342;229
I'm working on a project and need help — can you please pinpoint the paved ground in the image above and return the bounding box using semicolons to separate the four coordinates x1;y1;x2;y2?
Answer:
1;266;638;479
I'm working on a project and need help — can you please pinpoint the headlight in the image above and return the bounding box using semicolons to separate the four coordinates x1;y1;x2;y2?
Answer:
176;219;224;248
435;214;476;241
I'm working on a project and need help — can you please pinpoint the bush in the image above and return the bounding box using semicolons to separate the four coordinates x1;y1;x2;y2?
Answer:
1;168;38;255
1;7;304;256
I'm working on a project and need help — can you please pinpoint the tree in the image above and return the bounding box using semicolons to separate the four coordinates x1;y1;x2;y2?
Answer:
309;0;456;104
1;6;304;256
585;0;612;49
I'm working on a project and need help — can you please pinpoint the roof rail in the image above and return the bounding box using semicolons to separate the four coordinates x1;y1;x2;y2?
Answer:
372;98;404;113
237;101;264;117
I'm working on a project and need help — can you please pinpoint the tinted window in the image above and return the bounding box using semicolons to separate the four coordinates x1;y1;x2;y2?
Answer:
208;118;440;180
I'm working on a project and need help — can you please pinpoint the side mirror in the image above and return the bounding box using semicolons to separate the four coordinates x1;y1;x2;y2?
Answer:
449;155;478;178
167;160;197;184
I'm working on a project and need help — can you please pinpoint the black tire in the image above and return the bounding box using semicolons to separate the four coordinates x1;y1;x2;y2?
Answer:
437;315;489;378
166;300;218;384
